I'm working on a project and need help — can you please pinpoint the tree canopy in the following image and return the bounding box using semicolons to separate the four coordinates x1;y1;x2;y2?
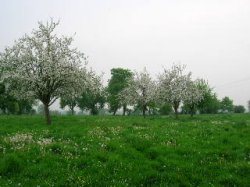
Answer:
107;68;133;115
220;96;234;113
120;68;156;117
0;19;89;124
158;64;192;118
77;72;105;115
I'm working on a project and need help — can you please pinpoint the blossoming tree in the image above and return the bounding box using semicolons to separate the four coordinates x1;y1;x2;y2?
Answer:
158;64;191;118
183;79;206;117
0;19;88;124
120;68;156;117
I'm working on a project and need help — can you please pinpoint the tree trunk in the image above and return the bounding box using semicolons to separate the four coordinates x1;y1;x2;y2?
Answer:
2;108;6;114
142;105;146;118
190;105;195;117
148;108;150;115
91;106;98;115
174;108;178;119
122;105;126;116
173;101;179;119
143;109;146;118
113;109;117;116
70;106;74;115
44;104;51;125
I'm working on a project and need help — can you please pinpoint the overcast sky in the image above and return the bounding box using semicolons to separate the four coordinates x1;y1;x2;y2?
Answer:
1;0;250;109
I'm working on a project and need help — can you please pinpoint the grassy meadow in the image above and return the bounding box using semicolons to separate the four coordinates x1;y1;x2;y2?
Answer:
0;114;249;186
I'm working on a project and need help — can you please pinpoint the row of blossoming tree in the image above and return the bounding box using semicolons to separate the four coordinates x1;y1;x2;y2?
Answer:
0;19;240;125
116;66;206;118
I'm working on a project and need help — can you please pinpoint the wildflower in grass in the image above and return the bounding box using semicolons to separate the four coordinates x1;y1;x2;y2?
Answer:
161;139;178;147
7;133;33;144
109;126;123;135
4;133;34;150
133;126;148;130
138;133;152;140
37;138;53;146
88;127;106;138
211;121;223;125
82;147;88;152
99;142;107;148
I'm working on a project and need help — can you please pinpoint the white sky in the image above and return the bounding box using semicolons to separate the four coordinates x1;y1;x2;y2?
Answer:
1;0;250;109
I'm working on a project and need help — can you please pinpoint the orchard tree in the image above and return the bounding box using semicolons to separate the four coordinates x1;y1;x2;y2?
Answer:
60;93;78;115
60;68;90;115
0;19;88;124
120;68;156;118
196;82;220;114
220;96;234;113
234;105;245;113
107;68;133;115
158;64;191;118
77;71;105;115
183;79;206;117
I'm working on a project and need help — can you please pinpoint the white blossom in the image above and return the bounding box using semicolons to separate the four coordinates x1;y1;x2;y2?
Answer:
183;78;206;116
120;68;156;117
158;64;191;117
184;79;205;106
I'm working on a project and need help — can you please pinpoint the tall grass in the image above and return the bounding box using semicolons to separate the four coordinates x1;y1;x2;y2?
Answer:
0;114;249;186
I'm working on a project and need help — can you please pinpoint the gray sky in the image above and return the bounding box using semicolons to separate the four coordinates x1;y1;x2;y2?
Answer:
1;0;250;109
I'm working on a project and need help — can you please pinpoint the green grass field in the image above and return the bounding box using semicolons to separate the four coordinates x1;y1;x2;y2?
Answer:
0;114;249;186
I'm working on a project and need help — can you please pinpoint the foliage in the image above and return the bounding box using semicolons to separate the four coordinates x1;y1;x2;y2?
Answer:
220;96;234;113
0;19;89;124
77;89;105;115
0;82;35;114
147;101;159;115
60;96;78;115
234;105;246;113
77;72;105;115
158;103;172;115
0;114;249;186
197;83;220;114
0;83;15;114
107;68;133;115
